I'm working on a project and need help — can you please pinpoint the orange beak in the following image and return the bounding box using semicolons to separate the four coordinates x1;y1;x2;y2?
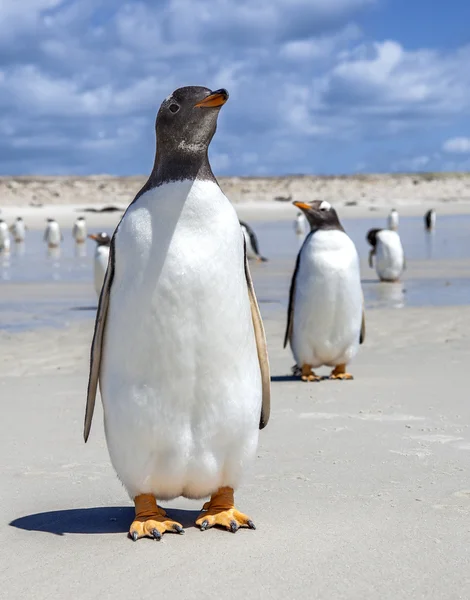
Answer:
195;89;229;108
88;234;99;241
293;201;311;211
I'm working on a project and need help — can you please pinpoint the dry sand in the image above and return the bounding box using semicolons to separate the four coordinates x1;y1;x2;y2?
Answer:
2;259;470;598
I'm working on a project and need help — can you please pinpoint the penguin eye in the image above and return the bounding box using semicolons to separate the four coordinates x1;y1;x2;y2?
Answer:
319;201;331;212
169;103;180;113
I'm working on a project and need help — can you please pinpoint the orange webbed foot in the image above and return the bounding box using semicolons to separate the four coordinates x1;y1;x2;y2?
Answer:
329;364;354;380
300;363;321;382
129;494;184;541
196;487;256;533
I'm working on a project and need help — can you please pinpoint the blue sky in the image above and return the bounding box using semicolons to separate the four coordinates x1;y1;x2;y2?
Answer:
1;0;469;176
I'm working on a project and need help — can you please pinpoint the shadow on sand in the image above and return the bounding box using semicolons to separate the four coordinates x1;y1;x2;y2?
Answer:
271;375;298;383
9;506;200;536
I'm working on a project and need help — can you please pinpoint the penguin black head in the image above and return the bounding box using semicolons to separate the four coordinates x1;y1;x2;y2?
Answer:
292;200;344;232
156;87;228;151
366;228;383;248
88;232;110;246
16;217;23;221
46;218;54;223
77;216;85;221
0;219;4;224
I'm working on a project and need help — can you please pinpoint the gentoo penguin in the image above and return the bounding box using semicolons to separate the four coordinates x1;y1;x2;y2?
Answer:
44;218;62;248
387;208;399;231
0;220;10;253
88;232;110;297
294;211;307;236
239;221;268;262
367;228;405;282
84;86;270;540
284;200;365;381
424;208;436;231
9;217;26;243
72;216;87;243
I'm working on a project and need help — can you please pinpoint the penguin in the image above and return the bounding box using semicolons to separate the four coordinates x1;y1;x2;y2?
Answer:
0;219;11;253
284;200;365;382
72;216;87;244
387;208;399;231
294;211;307;237
9;217;26;243
44;218;62;248
424;208;436;231
88;232;110;297
239;221;268;262
84;86;270;541
367;228;405;282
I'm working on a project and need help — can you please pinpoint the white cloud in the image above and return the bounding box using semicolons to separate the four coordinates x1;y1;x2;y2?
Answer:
442;137;470;154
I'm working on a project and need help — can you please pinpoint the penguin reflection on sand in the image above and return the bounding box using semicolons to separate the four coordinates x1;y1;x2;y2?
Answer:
9;217;27;243
73;217;87;244
284;200;365;381
84;86;270;540
387;208;399;231
88;232;110;297
424;208;436;231
0;220;10;253
367;228;405;282
239;221;268;262
44;218;62;248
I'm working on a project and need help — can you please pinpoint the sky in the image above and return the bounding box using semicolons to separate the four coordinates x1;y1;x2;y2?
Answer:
1;0;470;176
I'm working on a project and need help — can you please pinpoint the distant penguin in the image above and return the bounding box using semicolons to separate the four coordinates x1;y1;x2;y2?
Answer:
84;86;270;540
44;218;62;248
88;232;110;297
294;212;307;236
239;221;268;262
367;228;405;282
9;217;26;243
0;220;11;253
73;217;87;243
424;209;436;231
284;200;365;382
387;208;399;231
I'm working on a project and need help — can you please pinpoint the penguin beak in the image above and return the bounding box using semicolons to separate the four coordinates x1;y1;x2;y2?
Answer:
88;234;98;241
293;201;311;211
195;89;229;108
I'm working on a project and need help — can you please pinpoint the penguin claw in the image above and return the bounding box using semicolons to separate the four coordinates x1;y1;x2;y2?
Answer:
131;531;139;542
247;520;256;530
151;528;162;541
229;521;238;533
173;524;185;534
200;520;209;531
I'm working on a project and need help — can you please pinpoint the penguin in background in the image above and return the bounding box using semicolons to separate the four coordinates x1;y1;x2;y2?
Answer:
424;208;436;231
294;211;307;237
9;217;27;243
367;228;405;282
84;86;270;541
44;218;63;248
73;217;87;244
387;208;399;231
88;232;110;297
0;219;11;253
239;221;268;262
284;200;365;382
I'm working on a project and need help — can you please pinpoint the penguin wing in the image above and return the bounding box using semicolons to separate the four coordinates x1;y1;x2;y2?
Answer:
283;250;302;349
84;240;114;442
360;308;366;344
244;242;271;430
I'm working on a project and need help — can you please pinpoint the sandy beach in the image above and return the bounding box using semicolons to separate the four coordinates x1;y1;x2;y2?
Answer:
1;204;470;599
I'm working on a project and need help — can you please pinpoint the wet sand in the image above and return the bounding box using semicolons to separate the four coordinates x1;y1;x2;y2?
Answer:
1;210;470;599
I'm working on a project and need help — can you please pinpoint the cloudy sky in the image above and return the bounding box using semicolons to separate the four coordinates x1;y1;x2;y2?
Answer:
1;0;469;176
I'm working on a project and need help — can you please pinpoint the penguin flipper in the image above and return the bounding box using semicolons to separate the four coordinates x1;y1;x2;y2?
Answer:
360;309;366;345
84;239;114;442
284;249;302;349
244;242;271;430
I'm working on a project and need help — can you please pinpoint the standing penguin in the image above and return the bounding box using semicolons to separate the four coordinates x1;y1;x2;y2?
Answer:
294;212;307;237
9;217;27;243
84;86;270;540
73;217;87;244
88;232;110;297
239;221;268;262
367;228;405;282
0;220;10;253
44;218;62;248
387;208;399;231
284;201;365;382
424;208;436;231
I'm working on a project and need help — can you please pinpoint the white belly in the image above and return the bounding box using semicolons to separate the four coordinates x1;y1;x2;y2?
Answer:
242;226;257;259
291;230;363;368
45;224;61;246
73;222;87;243
375;230;404;282
11;223;25;242
100;180;261;500
94;246;109;296
387;212;399;230
0;224;10;251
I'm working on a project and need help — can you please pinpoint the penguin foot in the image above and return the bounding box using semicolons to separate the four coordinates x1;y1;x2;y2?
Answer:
300;364;321;382
196;487;256;533
329;364;354;380
129;494;184;541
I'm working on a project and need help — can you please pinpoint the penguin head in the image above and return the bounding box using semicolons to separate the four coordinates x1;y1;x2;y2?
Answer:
16;217;23;221
292;200;342;231
88;232;110;246
155;86;229;157
46;218;54;223
77;216;85;221
366;228;382;248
